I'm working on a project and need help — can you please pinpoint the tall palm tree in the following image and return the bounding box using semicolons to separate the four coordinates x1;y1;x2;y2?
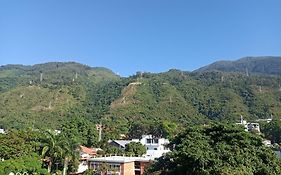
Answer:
61;139;79;175
41;130;64;173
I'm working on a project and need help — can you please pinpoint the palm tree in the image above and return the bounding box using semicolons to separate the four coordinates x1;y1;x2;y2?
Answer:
41;130;64;173
41;130;80;175
61;140;79;175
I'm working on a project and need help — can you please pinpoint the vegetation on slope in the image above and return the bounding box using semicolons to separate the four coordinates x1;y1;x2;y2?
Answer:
195;56;281;76
146;123;281;175
1;61;281;139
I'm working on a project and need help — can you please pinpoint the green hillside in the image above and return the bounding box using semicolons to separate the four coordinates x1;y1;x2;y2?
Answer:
1;61;281;138
0;62;121;129
195;56;281;76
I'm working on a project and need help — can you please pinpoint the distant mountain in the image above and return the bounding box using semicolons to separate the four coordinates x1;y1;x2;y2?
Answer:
0;62;121;129
194;56;281;76
1;61;281;139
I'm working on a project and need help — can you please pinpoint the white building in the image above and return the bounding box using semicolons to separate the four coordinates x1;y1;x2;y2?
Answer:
0;128;5;134
236;116;260;133
109;135;170;159
139;135;170;159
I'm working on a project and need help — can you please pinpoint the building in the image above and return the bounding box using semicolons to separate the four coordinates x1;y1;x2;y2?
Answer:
77;146;98;174
236;116;260;133
246;122;260;133
88;156;150;175
109;140;134;149
109;135;170;159
139;135;170;159
0;128;5;134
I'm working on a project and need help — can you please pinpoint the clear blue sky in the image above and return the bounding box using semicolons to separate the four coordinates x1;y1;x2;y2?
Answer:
1;0;280;76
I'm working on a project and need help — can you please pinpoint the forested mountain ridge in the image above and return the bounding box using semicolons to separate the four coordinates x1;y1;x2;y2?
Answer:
1;60;281;138
195;56;281;76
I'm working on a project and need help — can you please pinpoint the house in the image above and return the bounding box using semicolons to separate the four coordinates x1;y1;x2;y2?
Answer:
0;128;5;134
109;135;170;159
108;140;134;149
77;146;98;174
236;116;260;133
139;135;170;159
88;156;150;175
247;123;260;133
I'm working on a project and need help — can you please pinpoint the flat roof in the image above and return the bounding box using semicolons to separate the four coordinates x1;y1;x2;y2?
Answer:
88;156;151;163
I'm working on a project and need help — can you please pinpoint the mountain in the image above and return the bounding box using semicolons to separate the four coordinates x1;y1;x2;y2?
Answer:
1;61;281;138
194;56;281;76
0;62;121;129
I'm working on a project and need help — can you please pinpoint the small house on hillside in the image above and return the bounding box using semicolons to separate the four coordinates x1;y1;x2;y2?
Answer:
236;116;260;133
109;135;170;159
0;128;5;134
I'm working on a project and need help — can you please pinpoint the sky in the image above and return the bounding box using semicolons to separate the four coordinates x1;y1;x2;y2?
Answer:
0;0;281;76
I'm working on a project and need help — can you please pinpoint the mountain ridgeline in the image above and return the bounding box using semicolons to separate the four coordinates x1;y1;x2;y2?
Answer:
1;58;281;137
195;56;281;76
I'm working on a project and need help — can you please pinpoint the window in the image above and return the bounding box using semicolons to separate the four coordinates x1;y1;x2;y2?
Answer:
135;162;141;169
109;164;120;171
154;139;159;143
154;148;157;150
147;139;152;144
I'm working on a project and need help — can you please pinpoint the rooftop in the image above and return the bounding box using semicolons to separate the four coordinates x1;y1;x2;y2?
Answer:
89;156;151;163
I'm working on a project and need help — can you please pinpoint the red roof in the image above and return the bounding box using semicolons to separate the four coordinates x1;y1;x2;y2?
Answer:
80;145;97;156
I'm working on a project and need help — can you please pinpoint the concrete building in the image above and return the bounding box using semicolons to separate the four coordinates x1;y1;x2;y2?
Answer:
88;156;150;175
139;135;170;159
236;116;260;133
109;135;170;159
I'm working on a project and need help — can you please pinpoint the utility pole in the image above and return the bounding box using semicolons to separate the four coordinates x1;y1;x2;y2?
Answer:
40;72;43;82
96;123;102;142
221;76;224;82
245;67;249;77
169;96;172;103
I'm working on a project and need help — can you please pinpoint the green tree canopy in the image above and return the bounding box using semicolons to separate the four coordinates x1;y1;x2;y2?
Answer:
146;123;281;175
262;119;281;144
60;116;98;147
0;153;49;175
125;142;146;156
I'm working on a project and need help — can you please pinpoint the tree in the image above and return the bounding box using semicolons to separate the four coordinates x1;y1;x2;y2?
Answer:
61;139;79;175
60;116;98;147
41;130;80;174
0;129;43;160
125;142;146;156
262;119;281;144
41;130;64;173
0;153;49;175
146;123;281;175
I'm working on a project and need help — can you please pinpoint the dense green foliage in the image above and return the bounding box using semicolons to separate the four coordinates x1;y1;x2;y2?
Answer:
0;117;98;174
125;142;146;156
1;60;281;174
262;120;281;144
1;61;281;140
146;123;281;175
0;154;49;175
